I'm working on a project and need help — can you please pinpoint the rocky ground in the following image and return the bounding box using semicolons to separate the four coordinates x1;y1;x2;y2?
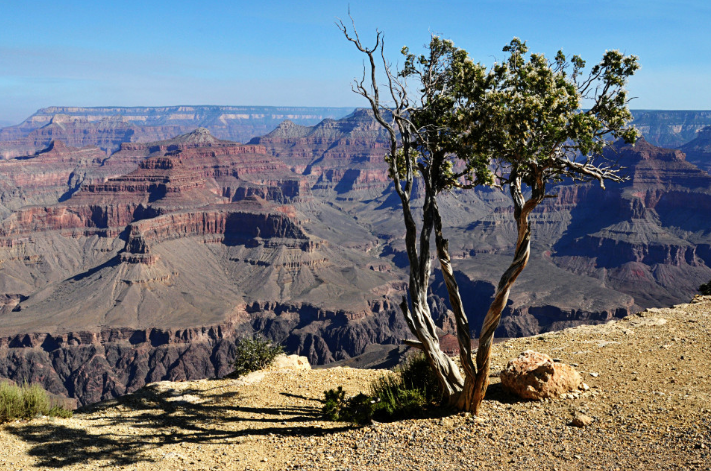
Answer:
1;296;710;471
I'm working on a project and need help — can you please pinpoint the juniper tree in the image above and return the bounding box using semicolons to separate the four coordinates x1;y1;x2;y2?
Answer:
339;19;493;406
341;19;639;413
461;38;639;413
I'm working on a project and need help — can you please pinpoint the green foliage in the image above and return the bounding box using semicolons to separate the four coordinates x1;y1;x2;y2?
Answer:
397;352;443;403
322;386;347;420
232;335;283;378
700;280;711;295
390;33;639;198
399;36;494;191
322;353;443;424
367;373;428;421
0;382;73;423
322;386;375;424
384;147;420;181
459;37;639;181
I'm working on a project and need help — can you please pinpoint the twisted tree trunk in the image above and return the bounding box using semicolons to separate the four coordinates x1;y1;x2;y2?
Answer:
432;198;477;409
400;189;465;404
471;171;545;414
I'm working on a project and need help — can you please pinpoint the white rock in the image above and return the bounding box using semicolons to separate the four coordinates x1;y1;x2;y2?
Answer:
270;354;311;371
234;371;266;386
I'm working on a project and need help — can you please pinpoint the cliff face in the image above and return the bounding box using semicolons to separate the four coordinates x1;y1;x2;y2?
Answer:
0;115;165;159
0;141;115;218
630;110;711;148
0;127;409;406
249;109;392;194
0;128;307;238
0;297;407;407
550;138;711;307
679;126;711;173
0;323;240;406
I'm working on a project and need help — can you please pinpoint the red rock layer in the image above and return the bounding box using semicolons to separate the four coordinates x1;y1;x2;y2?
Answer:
0;141;114;212
548;137;711;306
0;129;309;244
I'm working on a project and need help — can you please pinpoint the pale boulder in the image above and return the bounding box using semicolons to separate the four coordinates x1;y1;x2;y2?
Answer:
500;350;582;400
270;354;311;371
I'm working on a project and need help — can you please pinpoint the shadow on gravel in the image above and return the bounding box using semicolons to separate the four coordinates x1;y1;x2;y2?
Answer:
482;382;521;404
6;384;353;468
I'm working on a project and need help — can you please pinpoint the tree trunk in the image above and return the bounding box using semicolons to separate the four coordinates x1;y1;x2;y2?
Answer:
471;173;545;415
400;190;465;404
432;197;477;410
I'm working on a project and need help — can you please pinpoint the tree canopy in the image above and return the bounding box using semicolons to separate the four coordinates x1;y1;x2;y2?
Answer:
462;37;639;186
456;38;639;412
340;18;639;413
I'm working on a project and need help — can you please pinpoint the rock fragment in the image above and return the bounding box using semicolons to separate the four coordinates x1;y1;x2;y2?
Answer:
270;354;311;371
571;414;594;427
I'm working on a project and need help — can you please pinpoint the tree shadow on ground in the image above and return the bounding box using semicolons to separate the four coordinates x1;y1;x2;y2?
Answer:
5;383;353;469
484;382;519;404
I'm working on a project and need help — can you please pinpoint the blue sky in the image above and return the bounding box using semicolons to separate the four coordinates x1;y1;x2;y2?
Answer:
0;0;709;124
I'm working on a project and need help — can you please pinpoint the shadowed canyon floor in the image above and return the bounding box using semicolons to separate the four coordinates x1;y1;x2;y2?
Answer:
1;296;709;470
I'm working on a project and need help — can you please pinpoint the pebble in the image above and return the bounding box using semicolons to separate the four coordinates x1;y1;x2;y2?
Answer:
571;414;594;427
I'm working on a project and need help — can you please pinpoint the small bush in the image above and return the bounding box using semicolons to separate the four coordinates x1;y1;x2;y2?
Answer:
0;382;73;423
322;386;348;420
700;280;711;295
397;352;443;403
323;353;443;424
323;386;375;424
232;335;283;378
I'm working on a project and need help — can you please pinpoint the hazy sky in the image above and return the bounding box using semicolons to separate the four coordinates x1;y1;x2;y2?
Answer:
1;0;709;124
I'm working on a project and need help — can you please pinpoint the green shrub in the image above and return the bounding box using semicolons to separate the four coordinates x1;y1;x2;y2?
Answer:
700;280;711;295
322;386;348;420
397;352;443;403
323;386;376;424
232;335;283;378
322;353;443;425
0;382;73;423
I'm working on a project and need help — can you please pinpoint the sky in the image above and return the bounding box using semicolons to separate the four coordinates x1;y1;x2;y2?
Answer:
0;0;709;125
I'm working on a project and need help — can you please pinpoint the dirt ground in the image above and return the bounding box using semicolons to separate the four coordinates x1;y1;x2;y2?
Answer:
1;296;710;471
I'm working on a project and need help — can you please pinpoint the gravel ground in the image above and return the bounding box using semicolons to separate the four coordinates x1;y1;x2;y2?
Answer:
1;296;710;470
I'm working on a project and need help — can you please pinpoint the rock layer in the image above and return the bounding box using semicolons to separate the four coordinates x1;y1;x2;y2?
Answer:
0;300;408;406
679;125;711;173
249;109;392;194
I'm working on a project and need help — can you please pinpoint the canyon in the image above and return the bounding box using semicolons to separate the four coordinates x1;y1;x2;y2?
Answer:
3;107;709;159
0;108;710;405
0;106;353;159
